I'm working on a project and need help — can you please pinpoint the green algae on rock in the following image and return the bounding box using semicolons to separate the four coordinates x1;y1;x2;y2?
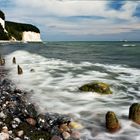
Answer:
79;82;112;94
129;103;140;124
105;111;120;133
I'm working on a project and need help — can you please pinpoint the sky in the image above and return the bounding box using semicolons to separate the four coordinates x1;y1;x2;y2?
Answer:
0;0;140;41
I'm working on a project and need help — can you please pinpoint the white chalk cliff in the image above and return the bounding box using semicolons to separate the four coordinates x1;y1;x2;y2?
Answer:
0;10;42;42
0;17;5;29
22;31;41;42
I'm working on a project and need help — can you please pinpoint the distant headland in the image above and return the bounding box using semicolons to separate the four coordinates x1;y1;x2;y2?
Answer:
0;10;41;42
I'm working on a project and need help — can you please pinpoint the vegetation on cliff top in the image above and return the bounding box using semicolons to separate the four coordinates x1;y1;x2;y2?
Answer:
0;10;5;20
6;21;40;33
0;24;10;40
5;21;40;40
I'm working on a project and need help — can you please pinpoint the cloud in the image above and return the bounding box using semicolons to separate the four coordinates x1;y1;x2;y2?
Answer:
1;0;140;40
41;17;140;35
12;0;139;19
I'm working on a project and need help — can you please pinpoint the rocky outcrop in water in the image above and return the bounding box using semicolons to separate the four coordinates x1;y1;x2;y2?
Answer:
129;103;140;124
79;82;112;94
105;111;120;132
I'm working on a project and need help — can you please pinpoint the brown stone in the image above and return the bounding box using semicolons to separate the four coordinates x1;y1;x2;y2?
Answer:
105;111;120;133
129;103;140;124
59;124;70;133
26;118;36;126
1;126;8;133
51;135;62;140
71;131;81;139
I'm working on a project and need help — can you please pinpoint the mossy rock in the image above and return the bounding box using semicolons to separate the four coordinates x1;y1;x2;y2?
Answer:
105;111;120;132
79;82;112;94
129;103;140;124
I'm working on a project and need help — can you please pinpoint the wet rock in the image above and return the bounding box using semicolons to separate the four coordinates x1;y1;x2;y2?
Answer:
44;113;72;136
28;130;51;140
25;104;37;118
37;114;49;130
129;103;140;124
16;130;24;137
50;125;61;136
105;111;120;132
23;136;30;140
14;137;21;140
51;135;62;140
0;67;75;140
26;118;36;126
14;89;23;94
0;111;6;119
13;57;16;64
59;124;70;133
71;131;81;139
4;115;13;128
79;82;112;94
11;118;21;128
1;126;8;133
17;65;23;75
0;132;9;140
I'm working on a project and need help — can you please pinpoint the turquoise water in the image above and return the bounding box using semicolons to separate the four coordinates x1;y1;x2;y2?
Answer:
1;41;140;139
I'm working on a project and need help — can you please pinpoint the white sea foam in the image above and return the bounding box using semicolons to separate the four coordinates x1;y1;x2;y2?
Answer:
5;50;140;140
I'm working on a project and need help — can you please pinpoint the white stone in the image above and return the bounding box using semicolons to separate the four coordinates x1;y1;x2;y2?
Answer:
0;112;6;119
0;18;5;29
22;31;41;42
14;118;21;124
0;132;9;140
2;126;8;133
17;130;24;137
14;138;21;140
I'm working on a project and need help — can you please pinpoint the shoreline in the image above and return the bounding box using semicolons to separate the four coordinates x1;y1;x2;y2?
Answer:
0;40;42;43
0;61;81;140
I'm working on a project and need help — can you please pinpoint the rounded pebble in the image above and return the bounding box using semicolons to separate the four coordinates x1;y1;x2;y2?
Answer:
62;132;71;140
51;135;63;140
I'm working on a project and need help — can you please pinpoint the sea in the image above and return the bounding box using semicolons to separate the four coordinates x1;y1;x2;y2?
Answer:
0;41;140;140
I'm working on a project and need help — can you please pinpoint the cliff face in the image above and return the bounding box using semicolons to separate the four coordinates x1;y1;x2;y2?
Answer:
0;17;5;29
22;31;41;42
0;10;41;42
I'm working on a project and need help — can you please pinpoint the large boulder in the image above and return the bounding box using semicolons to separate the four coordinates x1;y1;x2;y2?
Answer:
105;111;120;132
129;103;140;124
79;82;112;94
